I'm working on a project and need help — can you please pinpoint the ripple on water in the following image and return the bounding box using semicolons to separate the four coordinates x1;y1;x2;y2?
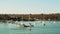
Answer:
0;21;60;34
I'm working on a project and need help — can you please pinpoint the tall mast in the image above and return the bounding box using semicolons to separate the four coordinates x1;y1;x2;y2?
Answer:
22;15;23;21
29;14;31;21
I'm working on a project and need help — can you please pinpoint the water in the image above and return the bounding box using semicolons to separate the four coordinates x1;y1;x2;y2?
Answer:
0;21;60;34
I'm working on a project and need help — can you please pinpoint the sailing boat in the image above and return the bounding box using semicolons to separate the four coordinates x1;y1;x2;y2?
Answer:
20;15;23;25
20;15;34;27
53;18;56;23
15;16;23;27
28;14;34;27
42;21;45;26
41;14;46;26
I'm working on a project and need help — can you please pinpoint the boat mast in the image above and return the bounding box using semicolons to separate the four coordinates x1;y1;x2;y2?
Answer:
29;14;31;21
22;15;23;21
20;15;23;24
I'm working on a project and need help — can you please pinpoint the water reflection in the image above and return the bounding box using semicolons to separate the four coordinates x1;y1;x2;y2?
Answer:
0;21;60;34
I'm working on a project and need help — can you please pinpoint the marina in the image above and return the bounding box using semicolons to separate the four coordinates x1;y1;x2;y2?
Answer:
0;21;60;34
0;0;60;34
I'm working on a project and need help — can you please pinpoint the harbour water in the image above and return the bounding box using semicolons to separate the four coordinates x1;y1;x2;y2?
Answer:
0;21;60;34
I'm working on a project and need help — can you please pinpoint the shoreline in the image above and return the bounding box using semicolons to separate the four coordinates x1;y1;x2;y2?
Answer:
0;13;60;21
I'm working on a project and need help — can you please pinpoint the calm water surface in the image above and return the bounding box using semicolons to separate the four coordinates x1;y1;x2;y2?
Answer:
0;21;60;34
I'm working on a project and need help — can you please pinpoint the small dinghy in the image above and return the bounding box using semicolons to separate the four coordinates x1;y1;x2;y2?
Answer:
23;24;34;27
15;21;34;27
19;23;34;27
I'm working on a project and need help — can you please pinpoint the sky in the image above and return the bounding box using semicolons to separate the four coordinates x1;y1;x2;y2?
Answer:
0;0;60;14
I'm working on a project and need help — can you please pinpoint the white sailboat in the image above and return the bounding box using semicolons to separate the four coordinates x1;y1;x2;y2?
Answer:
53;18;56;23
41;14;46;26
